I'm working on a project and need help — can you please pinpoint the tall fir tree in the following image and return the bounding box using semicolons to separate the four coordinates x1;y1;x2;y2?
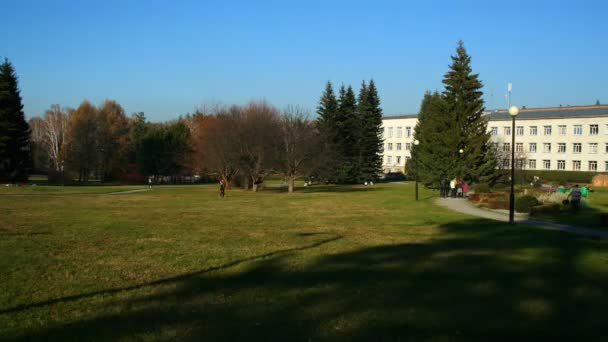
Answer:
358;79;383;182
413;41;496;185
315;81;341;183
0;58;31;182
411;91;455;184
442;40;496;182
335;84;359;183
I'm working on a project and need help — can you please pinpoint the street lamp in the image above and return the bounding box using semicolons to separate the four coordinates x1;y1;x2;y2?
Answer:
414;139;420;201
508;105;520;224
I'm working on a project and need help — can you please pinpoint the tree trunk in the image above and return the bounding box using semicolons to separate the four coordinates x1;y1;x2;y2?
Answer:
288;176;295;193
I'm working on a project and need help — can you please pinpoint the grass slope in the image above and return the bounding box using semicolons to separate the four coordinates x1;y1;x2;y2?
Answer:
1;183;607;340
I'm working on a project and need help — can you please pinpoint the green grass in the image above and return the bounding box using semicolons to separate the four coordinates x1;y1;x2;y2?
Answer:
1;183;608;340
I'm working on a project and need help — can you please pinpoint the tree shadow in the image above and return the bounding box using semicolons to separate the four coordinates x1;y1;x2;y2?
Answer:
4;220;608;340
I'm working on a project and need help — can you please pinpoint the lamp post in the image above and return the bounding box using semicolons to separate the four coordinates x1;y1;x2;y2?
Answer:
508;105;520;224
414;139;420;201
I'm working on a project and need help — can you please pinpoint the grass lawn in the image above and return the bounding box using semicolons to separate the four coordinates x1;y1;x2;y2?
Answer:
1;183;608;340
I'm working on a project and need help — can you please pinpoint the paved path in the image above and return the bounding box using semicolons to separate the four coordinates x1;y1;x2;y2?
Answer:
436;197;608;239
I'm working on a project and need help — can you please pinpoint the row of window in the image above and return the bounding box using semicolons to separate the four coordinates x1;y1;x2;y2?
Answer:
497;142;608;154
505;159;603;171
385;155;410;165
385;142;412;151
384;126;412;138
491;124;602;137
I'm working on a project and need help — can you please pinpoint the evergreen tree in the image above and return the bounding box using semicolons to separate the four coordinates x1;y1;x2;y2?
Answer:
358;79;383;182
335;84;358;183
0;58;31;182
413;41;496;185
315;81;340;183
412;91;455;185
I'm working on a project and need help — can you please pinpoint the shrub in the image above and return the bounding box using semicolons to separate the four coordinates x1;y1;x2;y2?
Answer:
471;183;491;193
515;195;539;213
537;192;568;205
530;203;562;216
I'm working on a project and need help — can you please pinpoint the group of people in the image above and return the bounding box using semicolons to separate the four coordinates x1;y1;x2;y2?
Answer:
560;184;591;209
439;177;469;198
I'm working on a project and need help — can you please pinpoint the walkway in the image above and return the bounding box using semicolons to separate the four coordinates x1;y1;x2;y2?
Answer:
436;197;608;239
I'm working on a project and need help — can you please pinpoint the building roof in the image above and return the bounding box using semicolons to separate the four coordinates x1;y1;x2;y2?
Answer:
485;105;608;121
382;114;418;120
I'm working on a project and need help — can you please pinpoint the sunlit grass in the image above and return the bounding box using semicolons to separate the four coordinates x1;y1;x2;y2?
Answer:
1;183;607;340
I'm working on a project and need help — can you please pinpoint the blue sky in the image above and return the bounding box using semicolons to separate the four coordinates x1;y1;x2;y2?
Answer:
2;0;607;121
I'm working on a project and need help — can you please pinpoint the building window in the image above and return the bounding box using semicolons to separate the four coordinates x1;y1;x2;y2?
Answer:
504;126;511;136
396;127;402;138
573;125;582;135
573;143;582;153
543;160;551;170
589;143;598;154
573;160;581;171
590;124;599;135
529;126;537;136
396;143;402;151
386;127;393;138
503;143;510;152
557;160;565;170
387;143;393;151
491;127;498;136
544;125;552;135
516;143;523;152
405;127;412;138
558;143;566;153
605;124;608;134
558;125;567;136
405;143;411;151
529;143;537;153
396;156;401;165
543;143;551;153
528;159;536;169
503;159;510;168
516;126;524;136
605;161;608;171
387;156;392;164
589;161;598;171
605;143;608;153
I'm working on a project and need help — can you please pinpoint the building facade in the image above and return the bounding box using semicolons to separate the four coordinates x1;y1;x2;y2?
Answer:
381;105;608;174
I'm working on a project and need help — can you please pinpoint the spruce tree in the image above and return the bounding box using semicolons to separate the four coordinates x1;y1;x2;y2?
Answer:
442;40;495;182
358;79;383;182
413;41;496;185
335;84;358;183
0;58;31;182
315;81;340;183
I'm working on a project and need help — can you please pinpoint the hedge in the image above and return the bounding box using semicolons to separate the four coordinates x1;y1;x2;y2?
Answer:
513;170;607;184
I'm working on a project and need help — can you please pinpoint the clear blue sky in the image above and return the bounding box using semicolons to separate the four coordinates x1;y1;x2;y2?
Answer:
2;0;607;121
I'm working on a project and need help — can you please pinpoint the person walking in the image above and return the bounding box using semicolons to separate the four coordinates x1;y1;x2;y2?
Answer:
449;178;456;198
568;184;582;211
219;180;225;198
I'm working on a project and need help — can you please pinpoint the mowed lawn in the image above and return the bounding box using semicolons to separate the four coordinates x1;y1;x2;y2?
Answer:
1;183;608;340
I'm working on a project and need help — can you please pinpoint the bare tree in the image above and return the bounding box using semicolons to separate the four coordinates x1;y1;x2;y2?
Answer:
42;104;68;173
276;105;319;192
237;102;281;192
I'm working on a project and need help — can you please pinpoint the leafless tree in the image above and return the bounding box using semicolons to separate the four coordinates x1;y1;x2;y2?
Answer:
42;104;68;173
276;105;319;193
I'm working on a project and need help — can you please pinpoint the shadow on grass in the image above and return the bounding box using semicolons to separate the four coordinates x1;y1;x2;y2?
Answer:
4;220;608;340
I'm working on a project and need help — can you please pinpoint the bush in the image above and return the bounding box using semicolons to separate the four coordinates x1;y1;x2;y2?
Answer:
471;183;491;193
515;195;539;213
537;192;568;205
530;203;562;216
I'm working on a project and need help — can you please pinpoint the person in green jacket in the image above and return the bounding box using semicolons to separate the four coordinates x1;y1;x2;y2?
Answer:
580;185;589;199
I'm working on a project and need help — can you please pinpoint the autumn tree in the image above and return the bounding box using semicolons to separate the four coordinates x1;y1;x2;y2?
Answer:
64;100;98;182
41;104;68;176
97;100;130;181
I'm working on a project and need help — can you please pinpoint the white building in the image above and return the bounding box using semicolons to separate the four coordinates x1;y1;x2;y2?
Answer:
381;105;608;173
